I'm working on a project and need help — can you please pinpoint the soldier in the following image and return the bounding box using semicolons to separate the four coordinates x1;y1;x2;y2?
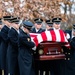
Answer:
7;17;20;75
44;19;54;75
18;20;36;75
31;18;45;33
0;16;12;75
52;18;62;30
31;18;45;75
45;19;53;31
0;18;3;75
52;17;72;75
64;24;75;75
52;17;66;75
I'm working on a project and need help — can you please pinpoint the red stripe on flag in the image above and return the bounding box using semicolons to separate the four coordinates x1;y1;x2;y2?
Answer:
30;35;37;37
59;30;65;42
41;32;47;41
50;30;56;41
34;36;39;46
65;42;71;48
30;33;39;46
30;30;70;48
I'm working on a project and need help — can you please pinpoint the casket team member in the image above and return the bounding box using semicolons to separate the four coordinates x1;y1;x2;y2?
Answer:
18;20;36;75
7;17;20;75
0;16;12;75
31;18;45;75
65;24;75;75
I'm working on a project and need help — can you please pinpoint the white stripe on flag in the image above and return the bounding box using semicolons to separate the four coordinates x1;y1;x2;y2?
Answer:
45;31;52;41
54;30;61;42
63;33;68;42
37;34;43;43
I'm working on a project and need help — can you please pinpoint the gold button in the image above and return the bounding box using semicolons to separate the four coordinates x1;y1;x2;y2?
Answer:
61;49;63;52
68;58;70;60
64;58;66;60
68;53;70;55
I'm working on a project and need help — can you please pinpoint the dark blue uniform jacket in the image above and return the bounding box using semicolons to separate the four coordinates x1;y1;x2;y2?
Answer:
18;29;35;75
64;30;75;75
31;28;45;33
0;25;9;70
7;27;18;74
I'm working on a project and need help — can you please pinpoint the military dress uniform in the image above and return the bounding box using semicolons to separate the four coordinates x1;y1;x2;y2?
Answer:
44;19;54;75
7;18;20;75
51;17;67;75
0;31;2;75
0;25;9;75
31;18;45;75
64;24;75;75
31;27;45;33
18;20;35;75
31;18;45;33
0;18;2;75
0;16;14;75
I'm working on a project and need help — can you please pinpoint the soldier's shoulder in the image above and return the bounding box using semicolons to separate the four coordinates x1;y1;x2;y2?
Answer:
64;29;71;33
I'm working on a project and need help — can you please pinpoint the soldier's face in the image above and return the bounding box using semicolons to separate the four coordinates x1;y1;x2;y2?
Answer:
12;23;19;30
23;27;30;34
0;25;2;30
3;20;11;27
53;23;60;29
46;24;52;30
73;30;75;36
35;23;42;29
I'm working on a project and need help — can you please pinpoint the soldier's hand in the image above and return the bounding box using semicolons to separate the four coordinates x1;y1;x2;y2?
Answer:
2;20;11;27
32;46;36;51
12;23;19;30
72;31;75;37
0;25;3;30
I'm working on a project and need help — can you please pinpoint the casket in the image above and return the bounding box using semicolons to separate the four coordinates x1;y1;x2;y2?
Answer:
34;41;66;61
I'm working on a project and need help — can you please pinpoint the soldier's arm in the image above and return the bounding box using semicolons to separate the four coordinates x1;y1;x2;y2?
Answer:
1;25;9;42
19;35;35;48
70;37;75;49
8;28;18;46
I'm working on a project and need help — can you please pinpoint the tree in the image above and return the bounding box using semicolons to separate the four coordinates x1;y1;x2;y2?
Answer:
0;0;75;29
60;0;75;29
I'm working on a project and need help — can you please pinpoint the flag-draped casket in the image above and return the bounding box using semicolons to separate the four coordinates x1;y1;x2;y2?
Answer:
30;30;70;48
30;30;70;60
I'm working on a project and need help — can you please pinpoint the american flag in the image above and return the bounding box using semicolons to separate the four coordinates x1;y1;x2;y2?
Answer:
30;30;70;48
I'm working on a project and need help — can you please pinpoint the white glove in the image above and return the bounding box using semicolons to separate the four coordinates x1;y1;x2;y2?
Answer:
32;46;36;51
66;33;70;39
31;36;36;51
